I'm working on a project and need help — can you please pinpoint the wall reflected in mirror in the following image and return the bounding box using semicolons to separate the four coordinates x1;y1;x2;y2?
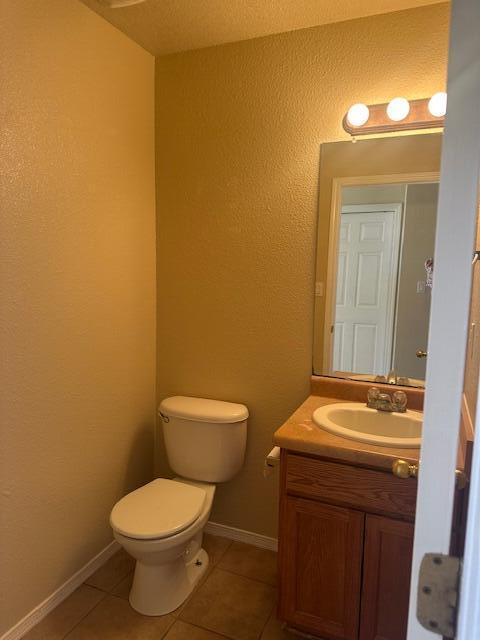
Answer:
313;133;443;387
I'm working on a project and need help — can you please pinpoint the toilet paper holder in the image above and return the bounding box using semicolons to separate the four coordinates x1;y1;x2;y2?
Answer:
263;446;281;477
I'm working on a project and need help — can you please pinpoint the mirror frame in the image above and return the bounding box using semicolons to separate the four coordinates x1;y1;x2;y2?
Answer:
322;171;440;373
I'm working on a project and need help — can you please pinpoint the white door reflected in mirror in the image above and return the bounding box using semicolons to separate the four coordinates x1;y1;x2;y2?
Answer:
333;204;402;374
330;181;438;384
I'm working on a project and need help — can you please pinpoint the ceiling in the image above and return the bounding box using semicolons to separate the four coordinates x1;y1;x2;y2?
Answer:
80;0;445;56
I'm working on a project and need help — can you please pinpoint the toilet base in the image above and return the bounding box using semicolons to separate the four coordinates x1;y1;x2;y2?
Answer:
129;548;209;616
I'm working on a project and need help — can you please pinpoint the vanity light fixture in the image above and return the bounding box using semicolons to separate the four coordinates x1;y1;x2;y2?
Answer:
343;94;446;136
100;0;147;6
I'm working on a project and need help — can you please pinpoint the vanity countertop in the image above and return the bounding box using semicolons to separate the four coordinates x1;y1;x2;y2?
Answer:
273;394;421;472
274;376;471;472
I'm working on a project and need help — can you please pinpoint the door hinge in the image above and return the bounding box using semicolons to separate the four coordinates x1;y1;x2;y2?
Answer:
417;553;461;638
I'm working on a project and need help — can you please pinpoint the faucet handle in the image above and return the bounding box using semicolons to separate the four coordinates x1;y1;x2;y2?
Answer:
367;387;380;407
387;369;397;384
392;390;408;412
377;392;391;401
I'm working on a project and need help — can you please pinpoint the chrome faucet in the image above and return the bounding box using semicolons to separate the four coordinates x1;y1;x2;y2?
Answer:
366;387;408;413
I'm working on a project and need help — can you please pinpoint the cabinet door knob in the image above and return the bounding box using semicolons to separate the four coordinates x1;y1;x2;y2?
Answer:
392;459;419;478
392;460;467;488
416;350;428;358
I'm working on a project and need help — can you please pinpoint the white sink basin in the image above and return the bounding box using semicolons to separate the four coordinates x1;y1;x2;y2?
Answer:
312;402;422;449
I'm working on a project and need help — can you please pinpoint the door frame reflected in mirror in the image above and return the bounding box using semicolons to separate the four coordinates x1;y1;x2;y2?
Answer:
323;171;440;380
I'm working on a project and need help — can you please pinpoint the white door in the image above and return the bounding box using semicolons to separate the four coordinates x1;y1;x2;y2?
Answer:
333;205;401;376
408;1;480;638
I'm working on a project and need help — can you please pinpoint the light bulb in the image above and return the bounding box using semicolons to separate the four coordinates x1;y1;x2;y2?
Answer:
386;97;410;122
346;103;370;127
428;92;447;117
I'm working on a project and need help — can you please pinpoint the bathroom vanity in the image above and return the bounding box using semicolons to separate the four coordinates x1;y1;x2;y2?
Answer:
274;377;469;640
277;451;415;640
271;133;474;640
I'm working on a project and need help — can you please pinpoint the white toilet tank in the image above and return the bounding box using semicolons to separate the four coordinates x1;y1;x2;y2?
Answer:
159;396;248;483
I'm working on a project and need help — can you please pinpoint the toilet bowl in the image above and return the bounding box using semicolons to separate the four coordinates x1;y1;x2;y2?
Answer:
110;396;248;616
111;478;215;615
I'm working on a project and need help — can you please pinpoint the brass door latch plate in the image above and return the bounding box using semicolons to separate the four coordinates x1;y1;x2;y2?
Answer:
417;553;461;638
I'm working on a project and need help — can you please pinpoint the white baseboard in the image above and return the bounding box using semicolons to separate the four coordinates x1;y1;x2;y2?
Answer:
205;521;278;552
1;540;120;640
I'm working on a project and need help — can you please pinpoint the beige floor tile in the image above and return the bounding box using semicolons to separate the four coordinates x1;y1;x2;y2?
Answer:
202;534;232;565
23;585;105;640
85;549;135;592
180;568;277;640
65;595;174;640
165;620;227;640
218;542;277;586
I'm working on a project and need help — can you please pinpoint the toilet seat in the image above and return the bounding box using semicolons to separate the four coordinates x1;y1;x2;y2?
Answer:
110;479;206;540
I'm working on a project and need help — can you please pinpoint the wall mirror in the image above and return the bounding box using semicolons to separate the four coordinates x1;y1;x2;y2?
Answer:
313;133;443;387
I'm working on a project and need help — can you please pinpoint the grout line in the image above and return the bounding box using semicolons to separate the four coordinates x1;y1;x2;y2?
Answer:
61;590;108;640
107;569;134;595
257;600;279;640
213;565;277;588
176;619;239;640
160;613;177;639
109;592;131;603
210;539;233;565
82;576;110;593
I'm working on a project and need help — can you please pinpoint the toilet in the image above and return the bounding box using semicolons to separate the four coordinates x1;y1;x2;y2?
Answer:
110;396;248;616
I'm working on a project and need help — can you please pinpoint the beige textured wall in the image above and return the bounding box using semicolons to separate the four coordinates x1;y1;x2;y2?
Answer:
155;5;449;537
0;1;155;634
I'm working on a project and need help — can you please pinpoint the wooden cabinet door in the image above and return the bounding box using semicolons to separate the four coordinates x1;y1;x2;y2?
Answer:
279;495;364;640
359;515;414;640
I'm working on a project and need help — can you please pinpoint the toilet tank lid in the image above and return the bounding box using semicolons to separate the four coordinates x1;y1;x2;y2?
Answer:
159;396;248;423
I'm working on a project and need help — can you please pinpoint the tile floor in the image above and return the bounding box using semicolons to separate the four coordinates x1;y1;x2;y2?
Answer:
23;535;293;640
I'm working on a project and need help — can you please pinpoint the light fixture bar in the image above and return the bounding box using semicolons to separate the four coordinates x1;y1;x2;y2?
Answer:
100;0;147;7
343;97;445;136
